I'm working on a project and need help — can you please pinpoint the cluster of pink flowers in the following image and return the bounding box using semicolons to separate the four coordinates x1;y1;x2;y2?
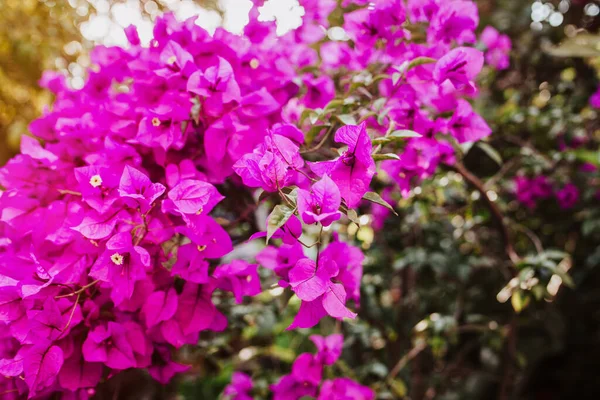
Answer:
514;176;580;210
0;0;505;398
223;335;373;400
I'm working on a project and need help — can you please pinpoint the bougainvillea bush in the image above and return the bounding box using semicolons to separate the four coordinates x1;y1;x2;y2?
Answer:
5;0;598;398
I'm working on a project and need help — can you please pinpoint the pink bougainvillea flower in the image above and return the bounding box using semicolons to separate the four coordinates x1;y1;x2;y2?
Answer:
89;231;150;304
318;378;375;400
22;344;64;397
166;179;223;215
310;334;343;365
134;94;191;151
223;372;254;400
514;176;553;209
213;260;261;304
147;346;190;385
408;0;440;23
289;257;339;301
141;288;178;329
271;353;321;400
173;282;226;338
175;215;233;258
445;99;491;143
234;134;304;192
256;241;304;281
82;322;147;370
434;47;484;95
292;353;323;385
271;374;318;400
556;183;579;210
310;123;376;208
287;257;357;329
187;56;241;117
321;239;365;303
118;165;166;212
297;175;342;227
58;345;103;392
428;0;479;45
74;165;120;214
302;75;335;109
171;243;210;284
481;26;511;70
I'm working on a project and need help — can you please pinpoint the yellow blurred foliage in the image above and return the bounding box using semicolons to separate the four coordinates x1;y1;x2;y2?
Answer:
0;0;86;165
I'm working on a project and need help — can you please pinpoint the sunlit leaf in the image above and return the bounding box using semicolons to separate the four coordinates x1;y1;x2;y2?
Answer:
363;191;398;215
266;204;295;243
373;153;401;161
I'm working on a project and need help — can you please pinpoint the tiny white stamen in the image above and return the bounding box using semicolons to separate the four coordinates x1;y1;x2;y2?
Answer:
89;174;103;188
111;253;124;266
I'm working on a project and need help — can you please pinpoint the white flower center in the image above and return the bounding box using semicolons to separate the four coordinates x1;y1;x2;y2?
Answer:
110;253;124;266
89;174;103;188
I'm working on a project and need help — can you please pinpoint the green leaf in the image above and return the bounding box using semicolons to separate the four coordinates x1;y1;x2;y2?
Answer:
372;98;387;111
392;72;402;86
511;291;529;313
266;204;295;243
377;108;392;125
388;379;407;397
388;129;422;140
372;74;390;84
573;149;600;166
476;142;502;166
339;204;360;224
363;191;398;215
405;56;437;71
541;250;568;260
284;187;299;204
373;153;401;161
372;137;391;145
336;114;357;125
347;208;359;224
305;125;330;147
324;99;344;110
544;33;600;58
300;109;321;125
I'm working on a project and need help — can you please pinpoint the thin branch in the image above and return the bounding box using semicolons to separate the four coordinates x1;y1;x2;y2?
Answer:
55;279;100;299
300;125;336;155
57;189;82;196
449;162;520;270
511;221;544;254
484;157;519;190
386;341;428;382
58;292;82;338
